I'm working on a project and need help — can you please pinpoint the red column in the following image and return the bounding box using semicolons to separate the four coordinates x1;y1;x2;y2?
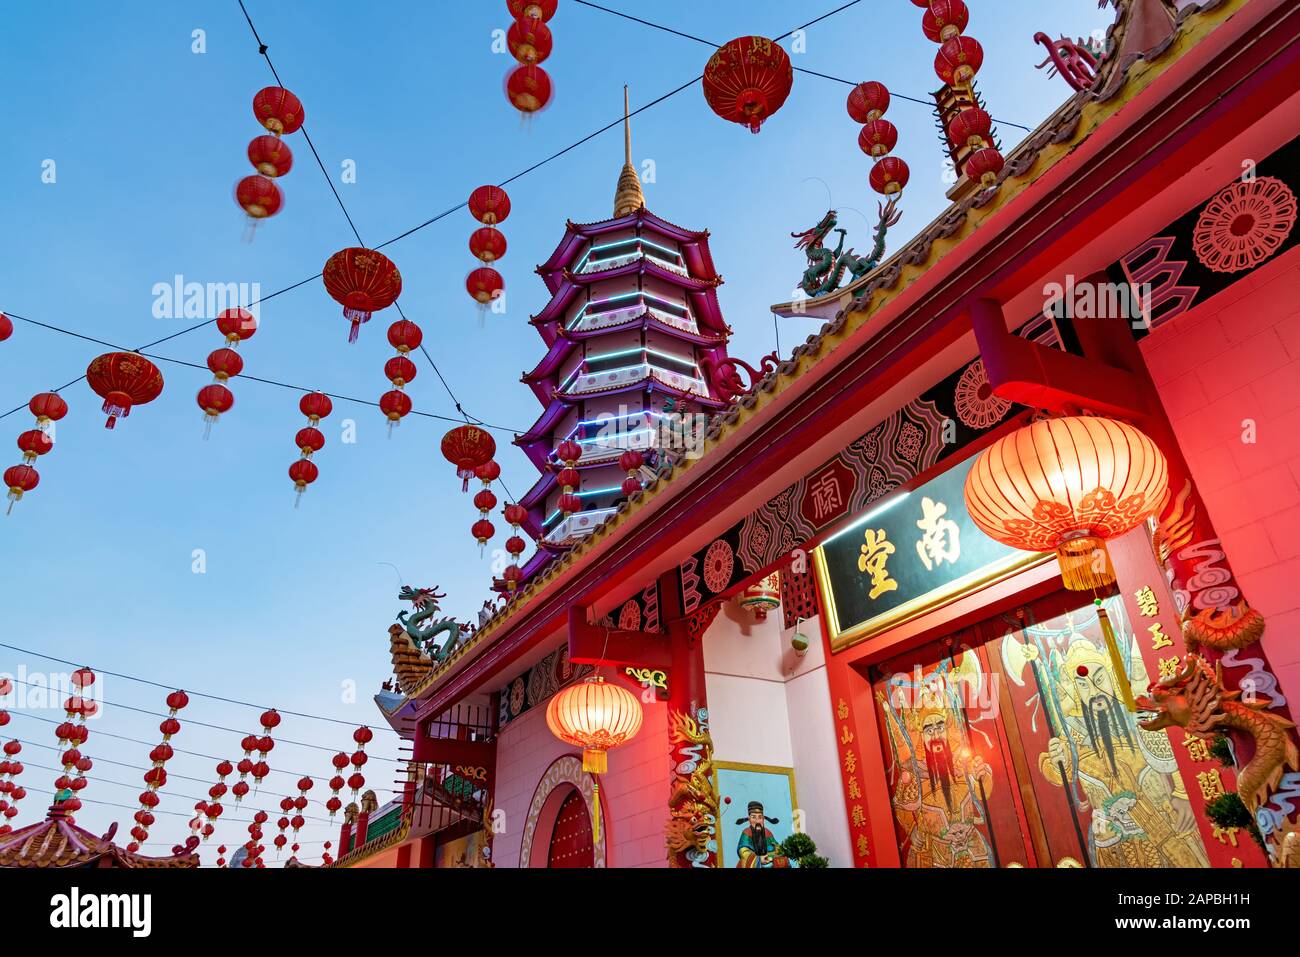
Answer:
354;809;370;848
662;571;719;868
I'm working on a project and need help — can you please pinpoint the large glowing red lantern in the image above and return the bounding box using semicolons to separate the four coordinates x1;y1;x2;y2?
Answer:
442;426;497;491
546;677;643;773
235;175;283;220
86;352;164;429
846;81;889;123
247;135;293;177
508;17;552;64
323;248;403;343
468;186;511;225
869;157;910;196
935;35;984;87
963;416;1168;592
506;64;553;114
702;36;793;134
252;87;305;135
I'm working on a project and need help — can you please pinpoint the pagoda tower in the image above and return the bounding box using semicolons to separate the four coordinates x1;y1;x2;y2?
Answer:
508;88;734;586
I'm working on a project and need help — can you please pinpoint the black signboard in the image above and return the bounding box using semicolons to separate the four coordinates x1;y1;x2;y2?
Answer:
814;455;1048;651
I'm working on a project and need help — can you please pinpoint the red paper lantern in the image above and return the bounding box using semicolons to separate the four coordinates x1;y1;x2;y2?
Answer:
558;492;581;515
504;503;528;526
702;36;793;133
323;248;403;343
965;147;1005;187
506;64;553;114
508;17;552;64
557;467;580;492
466;268;504;306
294;428;324;457
846;81;890;123
4;465;38;513
207;348;244;381
508;0;557;20
545;677;643;773
556;439;582;465
384;356;417;387
235;175;283;219
935;35;984;87
474;488;498;514
260;710;281;732
503;564;523;590
300;391;333;423
247;135;294;177
331;752;349;772
353;727;374;746
869;156;910;196
469;227;508;263
216;308;258;344
29;393;68;426
17;430;53;462
442;426;498;490
622;476;641;496
922;0;969;43
166;690;189;713
0;313;10;342
86;352;164;429
196;383;235;429
387;320;423;354
475;460;501;486
253;87;305;135
858;119;898;158
947;107;992;149
379;389;412;428
468;186;511;225
505;535;526;556
289;459;318;498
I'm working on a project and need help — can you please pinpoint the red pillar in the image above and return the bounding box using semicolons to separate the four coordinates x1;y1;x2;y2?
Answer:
661;570;719;868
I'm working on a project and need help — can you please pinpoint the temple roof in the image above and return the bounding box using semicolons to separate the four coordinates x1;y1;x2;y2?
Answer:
0;806;199;869
537;209;717;296
383;0;1229;711
524;308;726;386
528;257;724;331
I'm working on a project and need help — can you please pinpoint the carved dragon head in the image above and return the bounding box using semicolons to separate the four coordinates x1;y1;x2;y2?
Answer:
398;585;445;610
1134;654;1226;736
791;210;838;251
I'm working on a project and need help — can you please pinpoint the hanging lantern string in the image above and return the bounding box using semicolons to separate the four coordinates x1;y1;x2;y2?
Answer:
8;734;395;799
572;0;1034;131
0;640;397;735
19;764;341;827
0;673;403;762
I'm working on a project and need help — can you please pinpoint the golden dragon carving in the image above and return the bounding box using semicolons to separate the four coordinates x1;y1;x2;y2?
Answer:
664;709;719;862
1136;654;1298;827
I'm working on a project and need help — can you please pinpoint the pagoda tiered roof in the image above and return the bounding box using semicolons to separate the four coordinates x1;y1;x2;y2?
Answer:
527;256;726;340
0;805;199;869
537;208;717;294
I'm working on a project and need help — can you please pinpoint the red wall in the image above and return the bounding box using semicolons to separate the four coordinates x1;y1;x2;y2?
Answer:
1140;246;1300;707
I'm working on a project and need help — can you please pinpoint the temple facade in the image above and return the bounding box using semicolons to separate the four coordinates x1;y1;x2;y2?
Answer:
347;0;1300;871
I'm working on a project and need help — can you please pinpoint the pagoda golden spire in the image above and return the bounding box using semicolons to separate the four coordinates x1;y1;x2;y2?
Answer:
613;85;645;218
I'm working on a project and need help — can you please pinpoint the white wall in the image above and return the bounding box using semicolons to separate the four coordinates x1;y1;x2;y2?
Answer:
702;599;852;867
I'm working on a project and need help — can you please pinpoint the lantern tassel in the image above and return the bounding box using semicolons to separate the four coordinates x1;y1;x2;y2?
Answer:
1095;601;1137;713
591;776;601;844
1055;535;1116;591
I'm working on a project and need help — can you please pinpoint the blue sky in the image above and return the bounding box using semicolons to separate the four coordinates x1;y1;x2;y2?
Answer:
0;1;1112;862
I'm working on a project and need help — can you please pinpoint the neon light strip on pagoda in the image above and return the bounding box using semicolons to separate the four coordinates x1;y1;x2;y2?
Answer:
573;238;683;274
567;292;692;331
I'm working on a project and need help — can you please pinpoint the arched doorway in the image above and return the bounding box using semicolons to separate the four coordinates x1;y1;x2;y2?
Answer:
546;787;595;868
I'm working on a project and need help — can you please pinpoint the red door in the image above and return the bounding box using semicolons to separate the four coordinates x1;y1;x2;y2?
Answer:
546;788;594;868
